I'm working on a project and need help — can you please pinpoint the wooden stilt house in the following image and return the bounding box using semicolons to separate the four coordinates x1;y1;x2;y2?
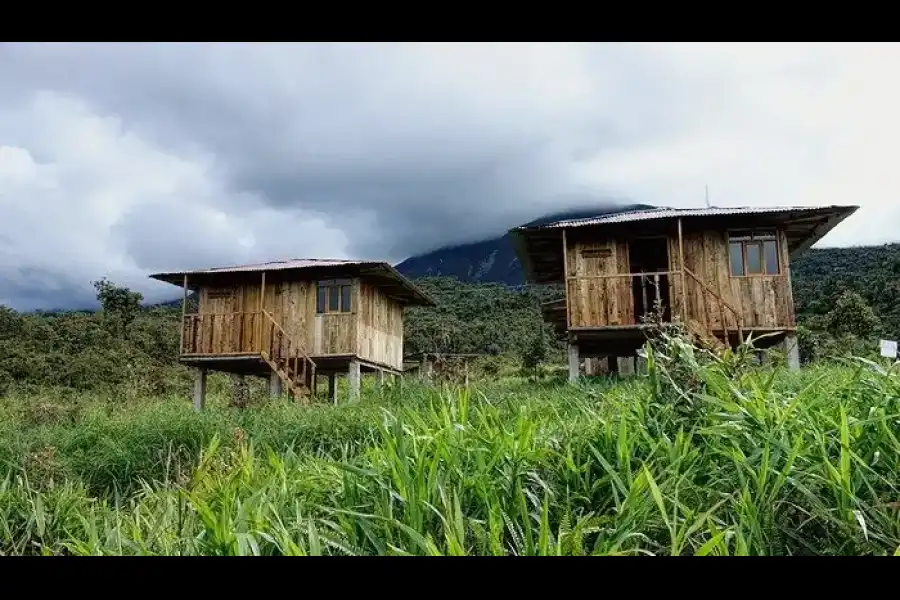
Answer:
149;258;435;407
509;205;859;379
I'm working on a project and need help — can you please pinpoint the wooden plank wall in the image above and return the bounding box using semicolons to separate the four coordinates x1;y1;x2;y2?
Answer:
565;235;633;327
194;276;359;357
680;229;796;330
356;283;404;370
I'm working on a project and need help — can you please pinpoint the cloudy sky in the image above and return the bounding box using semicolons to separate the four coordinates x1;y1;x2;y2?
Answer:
1;42;898;310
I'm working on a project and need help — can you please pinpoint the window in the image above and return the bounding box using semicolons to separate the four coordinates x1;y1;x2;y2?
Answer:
316;279;353;313
207;287;235;300
581;247;612;259
728;232;780;276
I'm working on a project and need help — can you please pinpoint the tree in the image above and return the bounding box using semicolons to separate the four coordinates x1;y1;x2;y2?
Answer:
825;290;880;339
520;327;548;379
92;278;144;337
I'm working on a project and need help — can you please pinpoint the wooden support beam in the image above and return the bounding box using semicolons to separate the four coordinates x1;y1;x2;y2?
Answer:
348;360;361;400
193;368;207;412
677;217;687;323
180;274;188;354
562;228;571;330
376;369;385;388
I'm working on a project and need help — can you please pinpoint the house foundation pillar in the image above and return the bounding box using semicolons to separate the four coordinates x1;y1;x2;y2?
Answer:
784;334;800;371
193;368;207;412
567;343;580;383
269;371;283;398
348;360;361;400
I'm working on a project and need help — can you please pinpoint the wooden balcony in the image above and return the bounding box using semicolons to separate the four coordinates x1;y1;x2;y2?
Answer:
556;269;746;350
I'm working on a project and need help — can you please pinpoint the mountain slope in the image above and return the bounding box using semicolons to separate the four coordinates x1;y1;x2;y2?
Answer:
394;204;656;285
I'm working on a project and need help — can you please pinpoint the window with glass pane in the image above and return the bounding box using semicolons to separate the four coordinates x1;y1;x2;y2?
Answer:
728;233;780;277
729;242;745;276
316;279;353;314
763;240;779;274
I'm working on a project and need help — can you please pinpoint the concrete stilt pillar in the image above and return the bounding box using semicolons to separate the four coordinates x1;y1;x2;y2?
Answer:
377;369;385;388
618;356;636;376
784;334;800;371
193;368;207;412
348;360;361;400
328;374;337;404
269;371;283;398
636;355;648;374
567;343;580;383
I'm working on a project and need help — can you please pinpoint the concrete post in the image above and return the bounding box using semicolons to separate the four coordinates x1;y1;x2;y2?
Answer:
784;334;800;371
348;360;361;400
328;374;337;404
636;355;648;374
193;368;207;412
269;371;283;398
567;343;580;383
377;369;385;388
618;356;636;376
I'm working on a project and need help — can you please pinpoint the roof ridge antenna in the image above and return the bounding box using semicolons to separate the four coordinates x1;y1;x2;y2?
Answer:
705;184;711;208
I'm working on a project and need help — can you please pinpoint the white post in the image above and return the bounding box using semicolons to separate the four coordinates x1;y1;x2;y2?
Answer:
348;360;361;400
193;368;207;411
567;343;580;383
618;356;636;376
784;334;800;371
269;371;283;398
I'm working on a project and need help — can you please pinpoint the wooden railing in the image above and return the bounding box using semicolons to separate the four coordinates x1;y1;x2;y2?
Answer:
259;310;316;398
683;267;745;344
565;271;672;326
181;310;316;397
182;311;265;355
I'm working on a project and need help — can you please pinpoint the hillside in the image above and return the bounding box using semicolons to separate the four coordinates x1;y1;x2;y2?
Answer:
394;204;655;285
395;216;900;339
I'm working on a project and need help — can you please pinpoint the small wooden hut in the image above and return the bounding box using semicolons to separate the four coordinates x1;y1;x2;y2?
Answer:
510;205;859;380
150;258;435;407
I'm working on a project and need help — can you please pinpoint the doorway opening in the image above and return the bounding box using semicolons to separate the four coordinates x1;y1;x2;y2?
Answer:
629;237;672;323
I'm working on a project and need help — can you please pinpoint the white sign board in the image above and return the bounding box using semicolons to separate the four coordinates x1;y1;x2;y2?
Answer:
880;340;898;359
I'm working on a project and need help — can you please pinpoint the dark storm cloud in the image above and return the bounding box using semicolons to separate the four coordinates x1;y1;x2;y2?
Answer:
0;43;894;310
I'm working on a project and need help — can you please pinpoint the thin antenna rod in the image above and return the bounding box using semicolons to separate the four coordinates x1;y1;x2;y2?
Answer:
705;185;710;208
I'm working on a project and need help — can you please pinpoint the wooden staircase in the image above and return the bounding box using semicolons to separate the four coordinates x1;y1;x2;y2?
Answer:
260;310;316;402
683;267;745;354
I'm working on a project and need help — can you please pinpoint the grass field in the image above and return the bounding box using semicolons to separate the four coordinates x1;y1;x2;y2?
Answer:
1;338;899;555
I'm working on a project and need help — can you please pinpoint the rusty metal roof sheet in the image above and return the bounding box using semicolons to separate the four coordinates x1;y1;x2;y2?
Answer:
153;258;379;276
513;205;858;230
149;258;435;306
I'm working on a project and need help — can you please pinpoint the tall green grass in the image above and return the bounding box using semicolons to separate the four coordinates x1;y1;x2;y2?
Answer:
0;340;898;555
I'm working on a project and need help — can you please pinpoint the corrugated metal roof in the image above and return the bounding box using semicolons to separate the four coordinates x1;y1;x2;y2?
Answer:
515;205;855;231
149;258;436;306
154;258;381;276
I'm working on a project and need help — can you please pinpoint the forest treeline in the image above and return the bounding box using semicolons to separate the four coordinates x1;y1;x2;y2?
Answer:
1;244;897;393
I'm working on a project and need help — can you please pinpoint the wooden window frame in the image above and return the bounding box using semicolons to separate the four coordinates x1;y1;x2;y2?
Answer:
316;279;353;314
581;247;612;259
207;287;235;300
728;231;780;277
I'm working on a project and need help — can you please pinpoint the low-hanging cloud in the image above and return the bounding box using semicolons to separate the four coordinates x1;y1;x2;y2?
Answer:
1;42;898;310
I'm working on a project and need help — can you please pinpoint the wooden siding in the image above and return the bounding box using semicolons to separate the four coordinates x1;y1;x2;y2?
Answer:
190;276;360;358
357;283;405;370
559;225;796;333
679;229;795;331
565;236;633;327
